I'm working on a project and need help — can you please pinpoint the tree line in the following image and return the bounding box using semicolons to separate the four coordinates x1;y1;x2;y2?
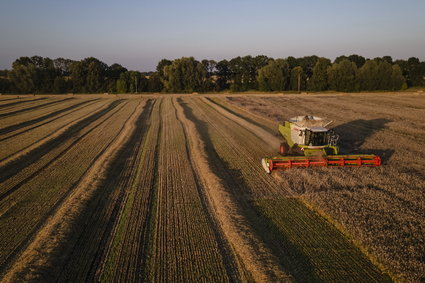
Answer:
0;55;424;94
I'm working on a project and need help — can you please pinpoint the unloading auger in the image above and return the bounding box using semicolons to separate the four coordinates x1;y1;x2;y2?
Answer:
261;115;381;173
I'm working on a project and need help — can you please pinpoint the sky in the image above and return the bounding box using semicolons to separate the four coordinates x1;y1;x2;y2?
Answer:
1;0;424;71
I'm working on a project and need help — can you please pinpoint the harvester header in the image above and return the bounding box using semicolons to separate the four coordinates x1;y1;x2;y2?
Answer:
262;115;381;173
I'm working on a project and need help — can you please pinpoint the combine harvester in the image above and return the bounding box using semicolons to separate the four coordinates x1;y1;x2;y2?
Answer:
262;115;381;173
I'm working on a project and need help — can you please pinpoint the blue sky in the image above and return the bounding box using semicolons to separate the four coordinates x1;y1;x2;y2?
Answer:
1;0;424;71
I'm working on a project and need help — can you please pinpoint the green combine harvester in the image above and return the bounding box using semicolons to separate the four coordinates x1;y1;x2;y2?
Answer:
261;115;381;173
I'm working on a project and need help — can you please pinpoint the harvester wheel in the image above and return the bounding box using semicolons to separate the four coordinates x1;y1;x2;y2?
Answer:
279;142;289;155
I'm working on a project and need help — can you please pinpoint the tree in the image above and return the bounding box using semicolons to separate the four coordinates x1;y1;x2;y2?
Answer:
289;66;305;92
9;61;37;93
87;61;103;93
147;73;162;92
257;59;290;91
201;59;217;78
327;59;358;92
376;60;393;90
53;58;75;76
162;57;206;93
106;63;127;80
297;55;318;79
116;72;128;93
382;56;393;64
404;57;425;87
201;59;217;91
156;59;172;77
70;61;87;93
52;76;67;93
390;64;406;90
348;54;366;68
308;58;331;91
0;70;11;93
358;60;379;90
286;56;299;70
215;60;230;91
334;55;349;64
128;71;142;93
9;56;58;93
32;56;56;93
228;55;269;91
228;56;243;91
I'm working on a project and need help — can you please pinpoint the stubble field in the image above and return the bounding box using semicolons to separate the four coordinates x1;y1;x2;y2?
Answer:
0;92;424;282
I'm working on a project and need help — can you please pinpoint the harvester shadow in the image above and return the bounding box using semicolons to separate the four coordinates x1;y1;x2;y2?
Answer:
332;118;394;163
179;99;321;282
34;99;155;281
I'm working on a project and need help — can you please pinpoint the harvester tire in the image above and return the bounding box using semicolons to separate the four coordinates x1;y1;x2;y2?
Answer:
279;142;289;155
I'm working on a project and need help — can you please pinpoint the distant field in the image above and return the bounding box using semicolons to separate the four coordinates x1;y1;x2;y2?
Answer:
0;92;424;282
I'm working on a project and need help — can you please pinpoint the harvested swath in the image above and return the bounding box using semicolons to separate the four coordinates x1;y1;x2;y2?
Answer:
183;97;388;282
56;98;239;282
0;99;115;181
224;93;425;281
0;98;20;104
0;99;107;162
97;99;162;282
0;98;98;135
52;99;158;282
1;99;147;282
0;100;137;269
0;98;73;118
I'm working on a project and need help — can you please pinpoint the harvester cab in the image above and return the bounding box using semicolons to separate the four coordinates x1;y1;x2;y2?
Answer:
262;115;381;173
278;115;339;157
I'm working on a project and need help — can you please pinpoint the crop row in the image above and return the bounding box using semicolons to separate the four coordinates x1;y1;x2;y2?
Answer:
0;98;139;270
0;99;121;198
0;97;47;110
2;99;148;282
16;97;240;282
0;97;73;118
148;98;234;282
96;98;163;282
0;99;107;162
0;98;98;137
